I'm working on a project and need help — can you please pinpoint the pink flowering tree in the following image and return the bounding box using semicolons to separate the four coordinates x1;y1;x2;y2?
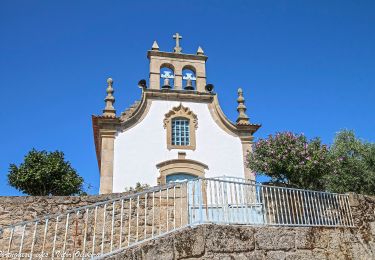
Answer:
247;132;336;190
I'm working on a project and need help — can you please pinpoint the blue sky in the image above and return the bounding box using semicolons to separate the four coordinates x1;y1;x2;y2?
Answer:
0;1;374;196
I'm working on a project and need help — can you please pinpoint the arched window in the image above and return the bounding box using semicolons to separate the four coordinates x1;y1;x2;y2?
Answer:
160;64;175;89
164;104;198;150
172;117;190;146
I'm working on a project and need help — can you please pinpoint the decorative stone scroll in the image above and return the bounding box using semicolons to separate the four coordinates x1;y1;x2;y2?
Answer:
163;103;198;150
163;103;198;129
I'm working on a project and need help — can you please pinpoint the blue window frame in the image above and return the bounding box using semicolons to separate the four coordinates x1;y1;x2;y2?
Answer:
172;118;190;146
166;173;197;183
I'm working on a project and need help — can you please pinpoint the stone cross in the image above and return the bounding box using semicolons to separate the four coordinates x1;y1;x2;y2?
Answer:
173;33;182;53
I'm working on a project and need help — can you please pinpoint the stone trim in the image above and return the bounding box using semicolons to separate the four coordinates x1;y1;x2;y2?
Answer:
163;104;198;151
145;89;214;103
92;116;121;171
156;157;208;185
147;50;208;61
240;136;255;181
99;129;116;194
120;99;152;132
208;95;261;137
148;51;207;91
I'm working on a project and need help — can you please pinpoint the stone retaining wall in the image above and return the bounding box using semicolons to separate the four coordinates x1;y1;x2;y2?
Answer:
0;193;128;227
104;224;375;260
0;193;374;259
106;193;374;259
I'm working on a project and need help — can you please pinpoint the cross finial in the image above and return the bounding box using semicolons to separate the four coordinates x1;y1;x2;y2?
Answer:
173;33;182;53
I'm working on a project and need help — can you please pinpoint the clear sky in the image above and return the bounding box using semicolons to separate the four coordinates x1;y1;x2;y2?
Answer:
0;1;374;196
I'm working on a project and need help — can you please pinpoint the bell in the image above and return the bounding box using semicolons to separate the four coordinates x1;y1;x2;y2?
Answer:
184;78;194;91
162;78;172;89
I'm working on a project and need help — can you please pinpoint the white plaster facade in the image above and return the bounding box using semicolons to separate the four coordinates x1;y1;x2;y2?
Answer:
112;100;244;192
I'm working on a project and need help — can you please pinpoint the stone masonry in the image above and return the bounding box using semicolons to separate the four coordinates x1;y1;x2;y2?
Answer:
0;193;374;259
104;224;375;260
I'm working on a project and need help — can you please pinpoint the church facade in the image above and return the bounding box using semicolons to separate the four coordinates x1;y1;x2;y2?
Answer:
92;34;261;194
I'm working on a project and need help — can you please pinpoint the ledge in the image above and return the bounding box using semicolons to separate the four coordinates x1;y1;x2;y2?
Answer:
156;158;209;170
147;50;208;62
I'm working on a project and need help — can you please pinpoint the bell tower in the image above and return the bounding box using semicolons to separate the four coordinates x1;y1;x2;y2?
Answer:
147;33;208;92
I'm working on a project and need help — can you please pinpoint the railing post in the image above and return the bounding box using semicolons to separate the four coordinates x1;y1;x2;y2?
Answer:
198;179;204;223
187;180;192;224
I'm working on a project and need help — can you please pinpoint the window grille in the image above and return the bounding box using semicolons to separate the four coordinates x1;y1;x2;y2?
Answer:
172;118;190;146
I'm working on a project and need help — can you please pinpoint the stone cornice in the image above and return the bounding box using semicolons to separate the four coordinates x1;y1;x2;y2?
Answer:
92;116;121;170
239;135;255;143
143;89;214;103
156;158;209;170
100;129;117;138
147;50;208;62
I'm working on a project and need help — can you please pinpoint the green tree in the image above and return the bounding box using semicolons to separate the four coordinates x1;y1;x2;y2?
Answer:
325;130;375;195
8;149;85;196
248;132;335;190
124;182;150;193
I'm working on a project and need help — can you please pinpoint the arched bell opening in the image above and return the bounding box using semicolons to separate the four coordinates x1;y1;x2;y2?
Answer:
160;64;175;89
182;66;196;91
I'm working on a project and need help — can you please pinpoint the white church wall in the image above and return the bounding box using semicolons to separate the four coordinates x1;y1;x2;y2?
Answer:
113;100;245;192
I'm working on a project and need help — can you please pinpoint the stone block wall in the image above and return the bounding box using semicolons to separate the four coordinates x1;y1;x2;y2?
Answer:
105;224;375;259
0;193;374;259
0;193;128;227
0;189;189;257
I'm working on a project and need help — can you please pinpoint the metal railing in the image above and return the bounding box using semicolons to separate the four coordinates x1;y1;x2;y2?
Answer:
211;175;256;183
189;178;354;227
0;181;190;259
0;177;354;259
